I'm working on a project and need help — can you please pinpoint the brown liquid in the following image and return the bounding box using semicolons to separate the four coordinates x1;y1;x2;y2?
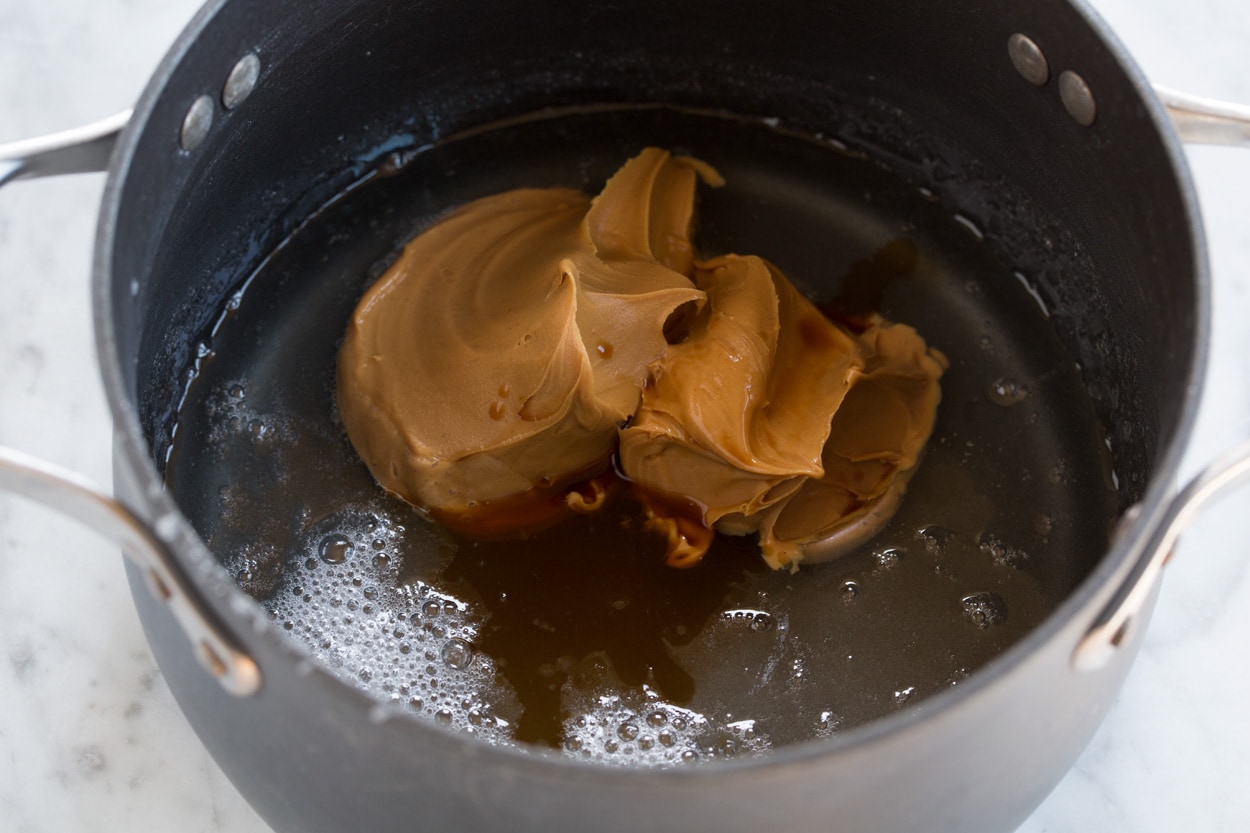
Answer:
163;105;1117;763
821;237;920;329
433;489;767;746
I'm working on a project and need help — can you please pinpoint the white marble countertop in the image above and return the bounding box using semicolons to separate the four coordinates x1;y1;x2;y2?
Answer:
1;1;1247;831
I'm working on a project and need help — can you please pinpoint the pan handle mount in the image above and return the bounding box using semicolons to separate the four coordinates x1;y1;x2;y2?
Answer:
0;446;262;697
1156;86;1250;146
1073;441;1250;672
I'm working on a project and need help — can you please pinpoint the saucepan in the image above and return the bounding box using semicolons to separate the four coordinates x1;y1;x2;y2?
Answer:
3;0;1250;831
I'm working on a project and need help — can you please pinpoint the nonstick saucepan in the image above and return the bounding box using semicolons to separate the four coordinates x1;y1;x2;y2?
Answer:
3;1;1250;831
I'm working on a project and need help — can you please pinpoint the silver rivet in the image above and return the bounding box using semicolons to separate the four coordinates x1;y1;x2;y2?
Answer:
222;53;260;110
180;94;215;151
1058;70;1097;126
1007;34;1050;86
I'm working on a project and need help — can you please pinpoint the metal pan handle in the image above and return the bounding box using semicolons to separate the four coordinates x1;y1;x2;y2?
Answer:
0;110;131;186
0;448;261;696
1073;442;1250;671
0;116;262;697
1155;86;1250;146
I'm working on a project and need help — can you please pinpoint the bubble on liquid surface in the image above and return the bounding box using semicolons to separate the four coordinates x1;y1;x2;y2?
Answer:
258;508;520;749
200;383;301;449
874;548;903;569
985;378;1029;407
976;533;1029;569
942;667;970;687
441;638;474;670
814;711;842;739
962;592;1008;628
915;525;952;554
559;690;768;767
721;609;774;632
318;534;353;564
725;719;758;742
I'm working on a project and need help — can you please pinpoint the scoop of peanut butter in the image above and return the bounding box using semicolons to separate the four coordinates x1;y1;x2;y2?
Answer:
338;147;946;568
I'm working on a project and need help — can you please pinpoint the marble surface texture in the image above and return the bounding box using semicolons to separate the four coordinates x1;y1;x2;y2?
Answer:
1;1;1247;831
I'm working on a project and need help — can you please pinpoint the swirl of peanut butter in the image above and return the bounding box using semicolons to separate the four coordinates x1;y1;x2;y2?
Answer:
337;149;710;534
619;254;947;570
339;146;946;567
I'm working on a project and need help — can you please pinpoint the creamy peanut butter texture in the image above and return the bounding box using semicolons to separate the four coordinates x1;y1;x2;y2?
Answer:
337;148;946;570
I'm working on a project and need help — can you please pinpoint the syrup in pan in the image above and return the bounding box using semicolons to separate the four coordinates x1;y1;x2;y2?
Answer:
165;106;1116;764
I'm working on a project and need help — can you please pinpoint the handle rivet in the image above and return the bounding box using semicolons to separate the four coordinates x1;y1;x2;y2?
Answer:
1008;34;1050;86
1059;70;1098;126
180;95;214;151
222;53;260;110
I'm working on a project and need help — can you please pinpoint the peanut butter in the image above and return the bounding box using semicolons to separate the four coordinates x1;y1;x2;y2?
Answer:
338;147;946;569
